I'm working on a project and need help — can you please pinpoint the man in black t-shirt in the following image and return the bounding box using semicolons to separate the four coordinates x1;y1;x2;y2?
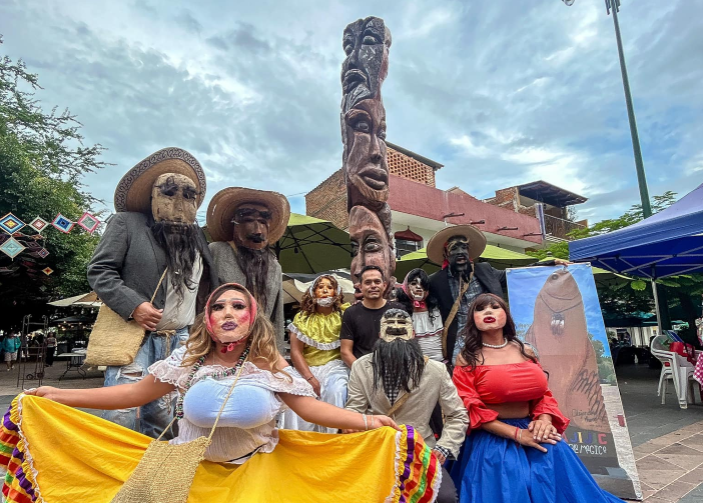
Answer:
340;265;403;367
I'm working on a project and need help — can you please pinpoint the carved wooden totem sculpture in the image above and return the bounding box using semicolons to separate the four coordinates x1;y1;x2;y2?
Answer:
341;16;396;290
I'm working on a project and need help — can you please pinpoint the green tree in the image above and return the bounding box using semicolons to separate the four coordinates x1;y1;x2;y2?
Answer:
0;35;107;328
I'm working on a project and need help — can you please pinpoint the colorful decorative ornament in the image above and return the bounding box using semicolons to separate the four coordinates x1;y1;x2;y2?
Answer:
0;237;26;259
51;214;74;233
42;267;54;276
0;213;26;235
29;217;49;233
77;212;101;233
37;248;50;258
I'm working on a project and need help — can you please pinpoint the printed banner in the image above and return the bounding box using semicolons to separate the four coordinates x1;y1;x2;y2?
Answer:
507;264;641;500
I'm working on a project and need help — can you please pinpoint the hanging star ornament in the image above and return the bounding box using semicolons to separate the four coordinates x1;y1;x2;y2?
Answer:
51;214;74;233
77;212;101;233
29;217;49;233
0;213;26;235
0;237;26;259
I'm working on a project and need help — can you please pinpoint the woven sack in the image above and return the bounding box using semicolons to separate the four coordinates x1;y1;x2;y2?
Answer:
85;270;167;367
110;436;209;503
111;355;247;503
84;306;145;367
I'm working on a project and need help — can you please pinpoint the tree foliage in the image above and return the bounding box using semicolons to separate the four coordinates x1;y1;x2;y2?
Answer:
0;35;107;328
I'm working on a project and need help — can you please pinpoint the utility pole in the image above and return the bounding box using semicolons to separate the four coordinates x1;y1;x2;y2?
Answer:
606;0;652;218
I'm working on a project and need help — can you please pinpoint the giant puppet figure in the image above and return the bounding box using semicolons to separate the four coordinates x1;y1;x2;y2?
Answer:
87;147;218;438
341;17;396;292
206;187;289;351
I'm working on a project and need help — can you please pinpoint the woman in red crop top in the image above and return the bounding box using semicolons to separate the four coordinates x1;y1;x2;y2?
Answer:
449;293;623;503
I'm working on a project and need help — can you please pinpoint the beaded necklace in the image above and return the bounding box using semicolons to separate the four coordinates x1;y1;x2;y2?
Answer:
175;345;251;420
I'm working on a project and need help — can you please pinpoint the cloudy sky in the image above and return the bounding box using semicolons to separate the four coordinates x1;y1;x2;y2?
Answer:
2;0;702;224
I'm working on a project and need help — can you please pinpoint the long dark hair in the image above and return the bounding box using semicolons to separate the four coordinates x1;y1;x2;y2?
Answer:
458;293;537;370
151;221;200;305
395;269;439;322
372;338;425;395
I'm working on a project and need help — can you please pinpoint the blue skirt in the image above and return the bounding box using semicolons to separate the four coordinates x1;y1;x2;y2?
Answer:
450;418;625;503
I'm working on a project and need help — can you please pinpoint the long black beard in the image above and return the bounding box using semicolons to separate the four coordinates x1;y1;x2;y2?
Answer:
372;338;425;396
234;244;270;310
151;221;199;306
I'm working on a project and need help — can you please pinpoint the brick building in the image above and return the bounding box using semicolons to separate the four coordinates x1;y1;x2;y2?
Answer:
484;181;588;241
306;143;544;256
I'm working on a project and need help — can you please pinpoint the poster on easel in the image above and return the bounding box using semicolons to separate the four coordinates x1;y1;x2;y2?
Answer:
507;263;641;500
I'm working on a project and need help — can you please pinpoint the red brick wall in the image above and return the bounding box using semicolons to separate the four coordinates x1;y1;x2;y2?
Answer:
387;147;436;187
305;169;349;230
484;187;519;211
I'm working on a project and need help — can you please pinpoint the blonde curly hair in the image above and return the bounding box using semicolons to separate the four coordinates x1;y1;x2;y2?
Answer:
182;283;286;376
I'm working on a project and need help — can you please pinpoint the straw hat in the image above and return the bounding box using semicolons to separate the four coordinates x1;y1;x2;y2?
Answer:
113;147;206;213
206;187;290;243
426;224;487;264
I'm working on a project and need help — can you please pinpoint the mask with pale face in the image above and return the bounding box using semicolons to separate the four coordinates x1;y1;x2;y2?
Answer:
232;203;272;250
151;173;198;224
379;309;414;342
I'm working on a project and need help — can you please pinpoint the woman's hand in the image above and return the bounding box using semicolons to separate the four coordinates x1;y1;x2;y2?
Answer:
306;376;321;397
432;449;447;464
516;428;557;452
528;417;561;443
24;386;61;402
368;414;401;431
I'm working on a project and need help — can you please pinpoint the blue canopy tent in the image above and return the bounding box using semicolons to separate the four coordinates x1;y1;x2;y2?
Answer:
569;182;703;330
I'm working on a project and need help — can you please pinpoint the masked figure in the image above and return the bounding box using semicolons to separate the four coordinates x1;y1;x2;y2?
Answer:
206;187;288;350
279;275;350;433
395;268;444;362
88;147;218;438
426;225;506;365
346;309;468;503
450;293;624;503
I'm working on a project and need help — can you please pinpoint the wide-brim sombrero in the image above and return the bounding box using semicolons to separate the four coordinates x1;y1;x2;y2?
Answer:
206;187;290;243
426;224;487;265
113;147;206;213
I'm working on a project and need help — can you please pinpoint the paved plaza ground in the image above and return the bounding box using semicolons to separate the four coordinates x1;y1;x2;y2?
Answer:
0;357;700;501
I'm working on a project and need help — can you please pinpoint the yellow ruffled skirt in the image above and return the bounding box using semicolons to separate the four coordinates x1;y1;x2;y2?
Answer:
0;395;440;503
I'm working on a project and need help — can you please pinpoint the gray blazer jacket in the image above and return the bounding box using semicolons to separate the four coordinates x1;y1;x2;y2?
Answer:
87;212;218;322
208;241;285;350
346;354;468;458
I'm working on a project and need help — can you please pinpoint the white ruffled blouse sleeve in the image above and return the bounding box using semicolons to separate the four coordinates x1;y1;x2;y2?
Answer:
148;345;191;388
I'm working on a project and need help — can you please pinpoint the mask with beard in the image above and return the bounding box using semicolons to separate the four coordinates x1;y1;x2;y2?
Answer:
372;309;425;401
151;221;199;305
232;245;271;311
445;236;473;280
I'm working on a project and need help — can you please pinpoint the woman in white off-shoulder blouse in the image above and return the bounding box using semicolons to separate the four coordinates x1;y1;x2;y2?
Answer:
27;283;398;462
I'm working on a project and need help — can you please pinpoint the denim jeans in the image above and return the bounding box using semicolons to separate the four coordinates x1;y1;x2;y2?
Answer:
102;327;188;439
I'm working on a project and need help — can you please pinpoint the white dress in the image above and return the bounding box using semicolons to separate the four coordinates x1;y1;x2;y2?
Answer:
412;308;444;362
148;346;316;463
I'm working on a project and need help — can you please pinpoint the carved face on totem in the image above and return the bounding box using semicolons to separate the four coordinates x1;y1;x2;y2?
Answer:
341;16;392;113
343;99;389;209
349;205;396;287
232;203;271;250
379;309;414;342
151;173;198;224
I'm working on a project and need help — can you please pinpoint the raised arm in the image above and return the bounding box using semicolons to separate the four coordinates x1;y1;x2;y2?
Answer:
25;375;175;410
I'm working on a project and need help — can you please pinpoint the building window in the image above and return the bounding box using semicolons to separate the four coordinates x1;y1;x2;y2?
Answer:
395;238;422;258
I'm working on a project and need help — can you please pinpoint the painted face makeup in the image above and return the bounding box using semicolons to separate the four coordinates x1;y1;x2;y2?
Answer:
208;289;254;350
151;173;198;224
408;278;427;301
473;302;507;332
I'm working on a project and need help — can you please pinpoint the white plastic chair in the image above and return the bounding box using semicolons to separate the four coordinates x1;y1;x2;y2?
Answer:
650;336;676;405
650;335;699;409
